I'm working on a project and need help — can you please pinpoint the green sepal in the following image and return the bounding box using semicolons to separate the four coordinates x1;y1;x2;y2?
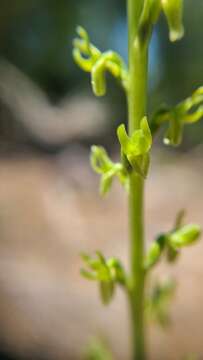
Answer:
179;86;203;123
91;57;107;96
81;253;103;270
80;269;98;281
73;27;100;72
90;146;113;174
151;211;200;265
144;242;162;270
117;117;152;178
91;51;127;97
90;145;128;195
117;117;152;157
168;224;201;249
163;113;184;146
73;27;128;96
81;252;110;282
137;0;184;45
151;86;203;147
73;48;94;72
162;0;184;42
100;171;114;195
107;258;126;285
128;153;150;178
144;234;166;270
80;252;127;306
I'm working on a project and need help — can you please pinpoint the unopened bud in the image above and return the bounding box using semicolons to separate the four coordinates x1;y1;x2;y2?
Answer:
162;0;184;42
169;224;201;249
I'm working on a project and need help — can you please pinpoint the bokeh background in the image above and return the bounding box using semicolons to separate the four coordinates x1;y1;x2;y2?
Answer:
0;0;203;359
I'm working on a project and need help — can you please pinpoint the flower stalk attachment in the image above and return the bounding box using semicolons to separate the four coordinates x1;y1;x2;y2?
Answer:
72;0;202;359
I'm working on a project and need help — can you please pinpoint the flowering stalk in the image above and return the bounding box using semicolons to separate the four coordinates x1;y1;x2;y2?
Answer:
127;1;148;358
72;1;202;359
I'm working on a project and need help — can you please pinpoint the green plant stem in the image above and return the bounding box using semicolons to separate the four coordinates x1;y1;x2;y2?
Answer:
127;1;149;359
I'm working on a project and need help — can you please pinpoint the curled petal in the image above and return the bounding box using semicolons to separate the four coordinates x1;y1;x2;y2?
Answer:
73;27;128;96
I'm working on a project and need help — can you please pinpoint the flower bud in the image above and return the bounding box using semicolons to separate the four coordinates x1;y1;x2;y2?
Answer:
144;242;162;270
117;117;152;177
162;0;184;42
144;235;166;270
169;224;201;249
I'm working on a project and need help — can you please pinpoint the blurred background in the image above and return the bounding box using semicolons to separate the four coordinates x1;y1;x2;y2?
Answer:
0;0;203;359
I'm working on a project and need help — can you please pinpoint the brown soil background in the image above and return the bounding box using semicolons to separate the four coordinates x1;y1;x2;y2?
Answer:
0;147;202;360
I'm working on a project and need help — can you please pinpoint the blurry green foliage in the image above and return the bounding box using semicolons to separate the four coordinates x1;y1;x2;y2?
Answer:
84;338;113;360
0;0;203;146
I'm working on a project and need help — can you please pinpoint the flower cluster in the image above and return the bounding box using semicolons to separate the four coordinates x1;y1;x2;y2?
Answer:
151;87;203;146
73;26;128;96
73;0;202;333
81;252;126;305
144;210;201;271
